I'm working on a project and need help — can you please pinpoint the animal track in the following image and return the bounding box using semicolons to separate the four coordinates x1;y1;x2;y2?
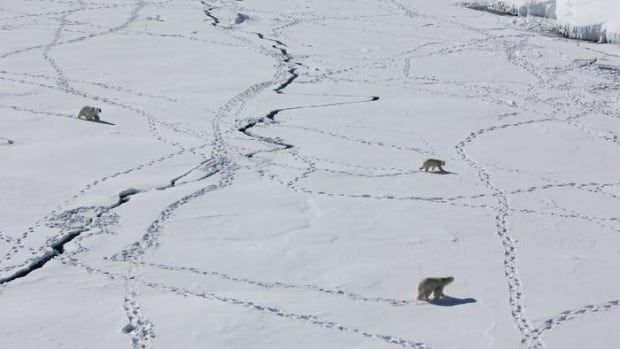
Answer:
455;122;540;348
145;262;412;306
530;300;620;346
63;256;431;349
123;288;156;349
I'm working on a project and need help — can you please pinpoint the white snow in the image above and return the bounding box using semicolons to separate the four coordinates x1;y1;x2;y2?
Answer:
469;0;620;43
1;0;620;349
556;0;620;43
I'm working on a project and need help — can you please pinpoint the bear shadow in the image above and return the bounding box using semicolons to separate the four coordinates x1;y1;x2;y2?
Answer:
433;170;457;175
428;296;477;306
92;119;116;126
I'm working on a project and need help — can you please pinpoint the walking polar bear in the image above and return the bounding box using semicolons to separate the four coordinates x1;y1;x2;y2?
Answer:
419;158;446;173
417;276;454;301
77;106;102;121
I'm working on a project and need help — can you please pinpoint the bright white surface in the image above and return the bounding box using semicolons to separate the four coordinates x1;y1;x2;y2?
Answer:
556;0;620;42
1;1;619;349
471;0;620;43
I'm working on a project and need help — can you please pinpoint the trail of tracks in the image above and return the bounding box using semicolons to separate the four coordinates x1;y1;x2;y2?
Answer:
145;262;413;306
531;299;620;344
455;124;538;348
61;253;432;349
41;0;86;90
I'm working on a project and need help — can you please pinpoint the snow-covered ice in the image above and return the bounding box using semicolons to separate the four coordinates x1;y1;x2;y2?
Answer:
1;0;619;348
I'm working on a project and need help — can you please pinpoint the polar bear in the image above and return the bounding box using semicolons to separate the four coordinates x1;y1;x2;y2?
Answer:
417;276;454;301
419;158;445;172
77;106;102;121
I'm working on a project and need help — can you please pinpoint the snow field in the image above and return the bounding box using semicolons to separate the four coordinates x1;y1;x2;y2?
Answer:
1;0;619;348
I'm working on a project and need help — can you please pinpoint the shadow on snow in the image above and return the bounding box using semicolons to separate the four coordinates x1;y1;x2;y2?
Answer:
428;296;477;306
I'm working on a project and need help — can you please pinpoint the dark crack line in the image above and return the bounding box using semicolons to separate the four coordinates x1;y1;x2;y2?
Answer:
238;96;380;158
233;26;381;159
239;97;380;135
274;68;298;93
256;32;286;46
165;158;217;188
0;228;87;285
0;191;133;285
200;1;220;26
0;158;215;286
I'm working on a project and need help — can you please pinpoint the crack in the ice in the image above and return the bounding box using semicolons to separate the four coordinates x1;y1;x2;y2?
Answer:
0;228;86;285
200;1;220;26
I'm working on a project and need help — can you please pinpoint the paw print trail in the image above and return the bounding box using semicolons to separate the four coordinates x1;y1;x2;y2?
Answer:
41;0;86;90
61;256;433;349
530;299;620;346
145;262;412;306
123;286;155;349
454;120;551;348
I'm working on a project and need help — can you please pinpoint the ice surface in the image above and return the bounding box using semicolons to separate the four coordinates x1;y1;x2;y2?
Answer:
1;0;619;348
